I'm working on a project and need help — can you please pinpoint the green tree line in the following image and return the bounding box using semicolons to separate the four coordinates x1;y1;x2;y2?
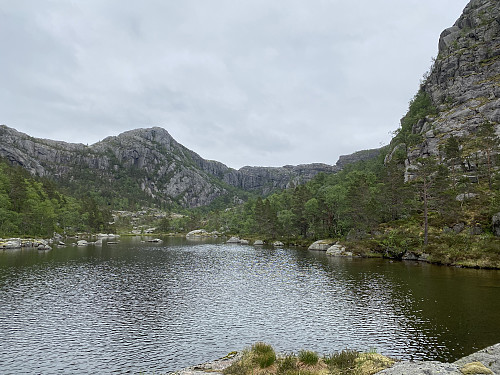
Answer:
0;158;112;237
199;122;500;252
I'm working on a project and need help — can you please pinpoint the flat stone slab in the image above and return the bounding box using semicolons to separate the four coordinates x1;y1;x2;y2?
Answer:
376;361;462;374
377;343;500;374
454;343;500;374
169;353;241;375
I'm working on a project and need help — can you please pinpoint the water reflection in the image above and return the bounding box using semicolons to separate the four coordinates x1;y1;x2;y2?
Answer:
0;238;499;374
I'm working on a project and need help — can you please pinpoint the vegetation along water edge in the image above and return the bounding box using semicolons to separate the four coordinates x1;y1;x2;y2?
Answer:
170;342;500;375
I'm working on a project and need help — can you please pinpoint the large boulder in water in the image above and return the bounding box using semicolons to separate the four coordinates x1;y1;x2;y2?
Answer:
226;236;240;243
308;239;335;251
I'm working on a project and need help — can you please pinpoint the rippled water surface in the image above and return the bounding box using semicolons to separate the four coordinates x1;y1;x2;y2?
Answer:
1;237;500;374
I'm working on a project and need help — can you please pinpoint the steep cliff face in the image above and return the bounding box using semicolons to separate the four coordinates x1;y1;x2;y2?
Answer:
0;125;349;207
395;0;500;179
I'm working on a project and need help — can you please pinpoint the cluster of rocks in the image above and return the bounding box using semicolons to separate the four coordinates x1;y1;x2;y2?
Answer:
74;234;121;246
225;236;284;247
0;233;125;250
76;239;102;246
0;238;52;251
170;343;500;375
308;240;354;257
379;343;500;374
441;213;500;237
443;222;485;236
186;229;221;239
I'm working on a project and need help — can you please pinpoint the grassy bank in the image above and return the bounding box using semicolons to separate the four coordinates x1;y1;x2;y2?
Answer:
342;226;500;269
222;342;394;375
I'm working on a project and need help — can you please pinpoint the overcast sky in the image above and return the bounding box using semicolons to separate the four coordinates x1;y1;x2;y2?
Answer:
0;0;469;169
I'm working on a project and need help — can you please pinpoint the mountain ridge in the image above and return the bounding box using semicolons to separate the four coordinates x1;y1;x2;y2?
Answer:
0;124;381;208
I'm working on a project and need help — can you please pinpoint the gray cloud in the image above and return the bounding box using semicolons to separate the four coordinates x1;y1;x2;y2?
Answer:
0;0;469;168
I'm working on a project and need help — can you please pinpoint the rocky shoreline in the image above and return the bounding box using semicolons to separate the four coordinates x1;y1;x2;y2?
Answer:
0;233;121;251
170;343;500;375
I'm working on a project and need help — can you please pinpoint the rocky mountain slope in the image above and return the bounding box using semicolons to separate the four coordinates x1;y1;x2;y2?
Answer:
391;0;500;179
0;125;379;208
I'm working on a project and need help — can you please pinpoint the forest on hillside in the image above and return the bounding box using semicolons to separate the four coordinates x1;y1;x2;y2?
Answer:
0;158;113;237
196;104;500;267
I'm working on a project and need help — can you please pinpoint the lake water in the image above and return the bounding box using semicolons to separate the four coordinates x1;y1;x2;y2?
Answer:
1;237;499;374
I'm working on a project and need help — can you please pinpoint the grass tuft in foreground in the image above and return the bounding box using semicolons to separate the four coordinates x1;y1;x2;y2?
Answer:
223;344;394;375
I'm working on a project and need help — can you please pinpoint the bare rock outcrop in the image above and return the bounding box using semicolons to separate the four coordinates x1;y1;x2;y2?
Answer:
391;0;500;179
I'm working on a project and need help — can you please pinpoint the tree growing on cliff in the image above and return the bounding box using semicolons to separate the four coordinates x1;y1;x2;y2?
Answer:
409;157;449;245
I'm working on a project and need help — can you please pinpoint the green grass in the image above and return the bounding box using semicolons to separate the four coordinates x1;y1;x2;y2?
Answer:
252;342;277;368
298;350;320;366
324;350;359;374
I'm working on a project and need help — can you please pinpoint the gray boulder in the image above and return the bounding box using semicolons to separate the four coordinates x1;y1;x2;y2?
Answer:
454;343;500;374
492;213;500;237
376;361;461;374
469;225;483;236
226;236;240;244
273;241;284;247
308;240;335;251
453;222;465;233
2;239;21;249
186;229;208;238
326;244;353;257
169;352;241;375
456;193;478;202
253;240;264;246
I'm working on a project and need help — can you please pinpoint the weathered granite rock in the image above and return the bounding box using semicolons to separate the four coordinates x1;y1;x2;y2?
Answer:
326;244;353;257
456;193;479;202
402;252;431;262
226;236;240;244
454;343;500;373
376;361;462;374
382;0;500;181
1;239;21;249
237;163;339;196
454;222;466;233
239;239;250;245
169;352;242;375
379;343;500;374
77;240;89;246
186;229;208;238
273;241;284;247
308;239;335;251
336;148;383;169
253;240;264;245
